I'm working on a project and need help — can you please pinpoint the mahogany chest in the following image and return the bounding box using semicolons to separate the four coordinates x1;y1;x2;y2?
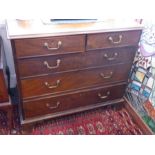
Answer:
7;20;152;134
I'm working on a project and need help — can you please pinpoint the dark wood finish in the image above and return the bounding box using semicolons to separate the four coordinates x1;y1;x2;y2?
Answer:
23;83;126;119
86;30;141;50
18;47;136;78
20;63;131;99
0;70;9;102
10;29;148;134
22;99;125;126
14;35;85;58
0;39;13;132
124;97;153;135
0;44;9;102
21;123;34;135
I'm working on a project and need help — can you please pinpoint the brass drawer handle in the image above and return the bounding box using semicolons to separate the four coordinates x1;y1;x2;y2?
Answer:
104;52;118;61
108;35;122;44
44;80;60;89
44;59;61;69
98;91;110;99
44;41;62;50
46;101;60;109
100;72;113;79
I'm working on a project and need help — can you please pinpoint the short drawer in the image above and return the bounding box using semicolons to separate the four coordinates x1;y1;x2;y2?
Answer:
18;46;136;78
23;83;126;119
86;30;141;50
20;63;131;99
14;35;85;58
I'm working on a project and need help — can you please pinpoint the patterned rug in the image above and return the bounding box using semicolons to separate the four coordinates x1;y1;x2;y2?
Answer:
0;105;20;135
0;104;143;135
0;110;10;135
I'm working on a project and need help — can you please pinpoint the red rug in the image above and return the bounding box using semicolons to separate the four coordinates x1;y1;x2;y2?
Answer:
0;104;143;135
32;105;143;135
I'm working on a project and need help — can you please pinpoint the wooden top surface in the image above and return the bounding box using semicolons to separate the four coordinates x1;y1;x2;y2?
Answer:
6;19;143;39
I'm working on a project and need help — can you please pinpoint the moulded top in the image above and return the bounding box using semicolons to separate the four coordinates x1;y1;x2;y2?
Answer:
6;19;143;39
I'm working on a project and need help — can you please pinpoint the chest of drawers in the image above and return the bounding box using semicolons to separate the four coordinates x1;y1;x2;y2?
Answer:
7;20;152;134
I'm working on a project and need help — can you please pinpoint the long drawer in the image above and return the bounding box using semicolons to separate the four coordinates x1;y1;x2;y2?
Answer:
18;47;136;78
86;30;141;50
20;63;131;99
23;83;126;119
13;35;85;58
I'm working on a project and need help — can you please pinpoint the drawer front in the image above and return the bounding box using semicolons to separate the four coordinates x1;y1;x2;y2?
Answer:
18;47;136;77
21;63;131;99
23;84;126;119
14;35;85;58
86;30;141;50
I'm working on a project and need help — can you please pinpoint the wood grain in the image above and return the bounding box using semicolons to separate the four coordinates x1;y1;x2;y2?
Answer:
0;71;9;102
87;30;141;50
23;84;126;119
14;35;85;58
10;28;144;134
18;47;136;78
20;63;131;99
